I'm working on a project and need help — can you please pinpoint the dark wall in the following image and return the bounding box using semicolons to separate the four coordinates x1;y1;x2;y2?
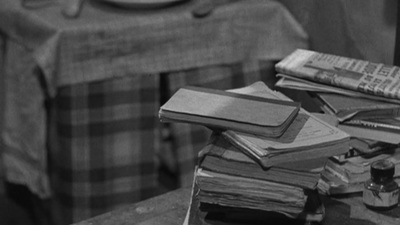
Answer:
279;0;397;64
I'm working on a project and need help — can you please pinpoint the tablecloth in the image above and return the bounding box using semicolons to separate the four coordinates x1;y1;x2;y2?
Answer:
0;0;308;223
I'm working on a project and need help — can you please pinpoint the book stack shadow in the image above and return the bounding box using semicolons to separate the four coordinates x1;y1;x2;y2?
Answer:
159;81;350;224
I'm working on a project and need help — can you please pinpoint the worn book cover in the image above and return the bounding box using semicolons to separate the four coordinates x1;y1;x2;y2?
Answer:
184;177;325;225
219;82;350;168
193;167;325;223
319;147;400;195
198;134;325;190
314;93;400;122
159;84;300;137
338;121;400;144
195;167;308;216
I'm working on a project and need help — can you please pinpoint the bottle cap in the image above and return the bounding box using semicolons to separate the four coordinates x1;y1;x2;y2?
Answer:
371;159;395;179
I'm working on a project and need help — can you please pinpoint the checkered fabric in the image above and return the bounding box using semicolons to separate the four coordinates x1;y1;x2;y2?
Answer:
49;60;273;223
0;0;308;96
52;74;160;222
0;0;309;224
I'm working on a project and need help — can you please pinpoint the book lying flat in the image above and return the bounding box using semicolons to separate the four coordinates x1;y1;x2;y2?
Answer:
331;138;398;162
313;92;400;122
338;121;400;144
185;178;325;224
319;171;400;195
319;148;400;194
199;134;325;190
195;167;308;217
220;82;350;168
159;85;300;137
343;117;400;133
324;151;400;184
197;193;325;224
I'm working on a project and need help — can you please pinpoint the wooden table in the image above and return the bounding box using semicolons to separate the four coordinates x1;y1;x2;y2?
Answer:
73;188;191;225
73;187;400;225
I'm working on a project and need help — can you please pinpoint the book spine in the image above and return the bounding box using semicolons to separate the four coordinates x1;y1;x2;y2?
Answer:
353;108;400;120
344;119;400;132
221;130;271;168
276;49;400;100
324;161;350;183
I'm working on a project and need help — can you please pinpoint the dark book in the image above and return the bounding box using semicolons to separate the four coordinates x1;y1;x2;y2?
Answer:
313;93;400;122
159;84;300;138
204;82;350;168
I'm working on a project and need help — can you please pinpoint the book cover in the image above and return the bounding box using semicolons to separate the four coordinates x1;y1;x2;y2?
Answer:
320;147;400;194
338;121;400;144
219;82;350;168
199;135;324;190
343;138;397;156
195;167;309;217
159;85;300;138
314;93;400;122
197;191;325;224
185;176;325;224
343;117;400;133
276;49;400;101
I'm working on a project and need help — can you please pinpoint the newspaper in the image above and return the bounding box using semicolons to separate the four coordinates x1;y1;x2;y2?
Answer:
275;75;400;105
276;49;400;100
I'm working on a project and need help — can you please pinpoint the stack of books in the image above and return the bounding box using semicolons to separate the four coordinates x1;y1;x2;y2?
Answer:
319;145;400;195
160;81;350;224
275;48;400;144
311;92;400;145
192;134;326;224
274;48;400;194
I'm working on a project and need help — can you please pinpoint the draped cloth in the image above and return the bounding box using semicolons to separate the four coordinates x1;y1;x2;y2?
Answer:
0;0;308;223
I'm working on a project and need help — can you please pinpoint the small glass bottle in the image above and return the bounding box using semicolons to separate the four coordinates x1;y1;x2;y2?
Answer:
363;159;399;210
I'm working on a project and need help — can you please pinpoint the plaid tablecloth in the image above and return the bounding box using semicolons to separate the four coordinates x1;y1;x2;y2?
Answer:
0;0;308;223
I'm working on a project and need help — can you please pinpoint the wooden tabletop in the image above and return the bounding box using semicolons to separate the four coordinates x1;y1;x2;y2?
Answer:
72;188;190;225
73;187;400;225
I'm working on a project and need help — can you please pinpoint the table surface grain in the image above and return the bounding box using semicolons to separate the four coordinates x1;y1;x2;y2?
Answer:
72;187;400;225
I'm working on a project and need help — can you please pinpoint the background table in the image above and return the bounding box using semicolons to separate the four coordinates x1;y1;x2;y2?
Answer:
0;0;307;223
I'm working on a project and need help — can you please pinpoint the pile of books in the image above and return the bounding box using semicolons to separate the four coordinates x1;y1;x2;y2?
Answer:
275;49;400;194
191;134;326;224
160;81;350;224
318;143;400;194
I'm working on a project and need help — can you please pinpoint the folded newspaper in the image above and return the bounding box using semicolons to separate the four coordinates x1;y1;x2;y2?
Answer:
276;49;400;102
